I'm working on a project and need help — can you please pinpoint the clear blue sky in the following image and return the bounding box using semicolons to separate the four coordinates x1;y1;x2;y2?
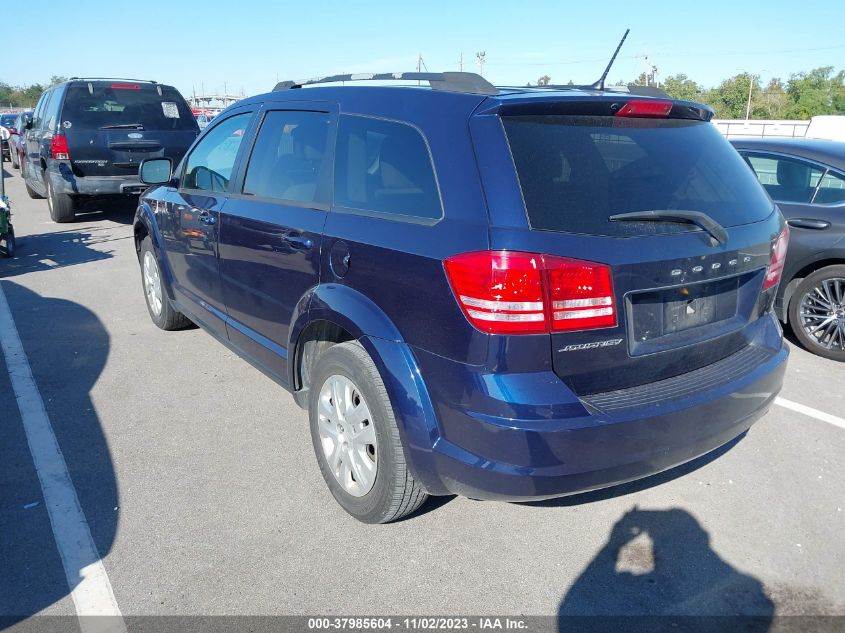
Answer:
6;0;845;98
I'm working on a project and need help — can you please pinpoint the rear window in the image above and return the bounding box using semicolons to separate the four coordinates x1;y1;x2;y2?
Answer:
502;116;774;236
61;83;197;131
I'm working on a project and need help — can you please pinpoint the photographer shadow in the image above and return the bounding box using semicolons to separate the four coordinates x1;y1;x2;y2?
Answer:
0;281;118;626
558;507;773;632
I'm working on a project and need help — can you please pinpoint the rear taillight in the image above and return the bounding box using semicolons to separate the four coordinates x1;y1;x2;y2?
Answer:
444;251;617;335
51;134;70;160
762;225;789;291
615;99;673;118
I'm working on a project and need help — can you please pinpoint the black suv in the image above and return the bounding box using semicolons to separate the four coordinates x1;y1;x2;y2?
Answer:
22;78;198;222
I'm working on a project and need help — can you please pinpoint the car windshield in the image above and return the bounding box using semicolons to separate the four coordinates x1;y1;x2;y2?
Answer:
502;115;774;236
62;84;197;131
0;114;16;127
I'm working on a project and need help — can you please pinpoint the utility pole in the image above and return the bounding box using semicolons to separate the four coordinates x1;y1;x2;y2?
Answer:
745;73;754;121
476;51;486;77
459;52;463;72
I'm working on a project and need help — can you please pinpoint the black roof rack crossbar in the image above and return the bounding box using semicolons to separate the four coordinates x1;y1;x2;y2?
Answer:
273;72;497;95
68;77;158;84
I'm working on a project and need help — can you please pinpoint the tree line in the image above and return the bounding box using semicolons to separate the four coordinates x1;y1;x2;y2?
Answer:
534;66;845;120
0;76;67;110
4;68;845;120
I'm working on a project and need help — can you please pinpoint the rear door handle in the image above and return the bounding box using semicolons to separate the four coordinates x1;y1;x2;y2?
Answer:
787;218;830;230
282;235;313;250
197;209;216;226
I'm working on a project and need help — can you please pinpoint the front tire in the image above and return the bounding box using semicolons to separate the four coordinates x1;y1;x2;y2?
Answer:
308;341;428;523
139;236;191;331
46;177;75;223
788;265;845;362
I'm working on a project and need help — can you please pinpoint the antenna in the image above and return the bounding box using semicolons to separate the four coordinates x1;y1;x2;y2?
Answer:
589;29;630;91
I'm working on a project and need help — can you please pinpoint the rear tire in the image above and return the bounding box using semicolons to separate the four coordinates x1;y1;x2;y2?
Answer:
46;178;75;223
308;341;428;523
139;236;192;331
788;265;845;362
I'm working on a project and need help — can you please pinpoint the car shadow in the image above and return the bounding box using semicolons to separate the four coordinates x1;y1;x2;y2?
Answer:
558;507;773;632
0;228;122;278
73;197;137;226
0;281;118;625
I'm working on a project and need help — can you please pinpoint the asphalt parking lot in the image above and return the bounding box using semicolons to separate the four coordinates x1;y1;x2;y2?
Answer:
1;165;844;630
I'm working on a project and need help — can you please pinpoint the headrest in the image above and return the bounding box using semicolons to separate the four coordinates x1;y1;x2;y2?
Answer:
380;134;426;189
777;160;809;189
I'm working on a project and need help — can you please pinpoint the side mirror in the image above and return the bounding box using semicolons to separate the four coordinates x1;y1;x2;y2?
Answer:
24;118;33;130
139;158;173;185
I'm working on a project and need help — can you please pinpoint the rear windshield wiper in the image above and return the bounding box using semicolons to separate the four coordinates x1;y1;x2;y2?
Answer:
99;123;145;130
608;210;728;245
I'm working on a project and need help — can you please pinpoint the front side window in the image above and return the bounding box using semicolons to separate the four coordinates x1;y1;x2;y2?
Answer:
334;115;442;219
813;170;845;205
242;110;331;204
183;112;251;193
745;154;823;204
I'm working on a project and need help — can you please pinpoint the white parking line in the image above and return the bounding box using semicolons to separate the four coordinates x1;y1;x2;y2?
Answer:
775;396;845;430
0;283;125;633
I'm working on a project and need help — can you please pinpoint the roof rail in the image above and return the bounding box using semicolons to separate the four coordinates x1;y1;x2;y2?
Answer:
67;77;158;84
273;72;498;95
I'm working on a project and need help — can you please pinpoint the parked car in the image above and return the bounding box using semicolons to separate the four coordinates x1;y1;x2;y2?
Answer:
8;111;32;170
0;113;16;161
135;72;789;523
22;78;199;223
730;138;845;361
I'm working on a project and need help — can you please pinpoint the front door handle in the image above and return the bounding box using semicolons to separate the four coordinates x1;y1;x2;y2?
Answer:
788;218;830;230
197;209;216;226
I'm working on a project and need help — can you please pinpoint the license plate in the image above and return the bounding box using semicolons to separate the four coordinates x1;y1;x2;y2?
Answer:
629;277;739;342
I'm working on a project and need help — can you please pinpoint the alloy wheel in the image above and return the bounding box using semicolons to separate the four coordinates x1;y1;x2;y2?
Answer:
799;277;845;352
143;251;163;316
317;374;378;497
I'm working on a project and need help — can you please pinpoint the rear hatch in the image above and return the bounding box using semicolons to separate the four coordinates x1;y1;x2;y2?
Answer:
478;97;786;395
59;82;199;179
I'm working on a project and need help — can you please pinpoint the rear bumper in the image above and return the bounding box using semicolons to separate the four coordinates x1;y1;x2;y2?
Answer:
48;162;144;196
407;315;788;501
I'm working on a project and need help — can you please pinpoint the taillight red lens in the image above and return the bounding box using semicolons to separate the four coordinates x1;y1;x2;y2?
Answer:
111;83;141;90
546;256;617;331
51;134;70;160
444;251;617;335
615;99;673;118
762;225;789;291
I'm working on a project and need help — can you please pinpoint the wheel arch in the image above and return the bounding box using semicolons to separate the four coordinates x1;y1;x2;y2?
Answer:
288;284;447;495
782;252;845;323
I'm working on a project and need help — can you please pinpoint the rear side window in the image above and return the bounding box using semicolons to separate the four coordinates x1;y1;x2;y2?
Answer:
242;110;331;204
815;170;845;204
183;113;251;192
745;154;823;203
502;116;774;236
61;83;197;131
31;91;50;130
334;115;442;219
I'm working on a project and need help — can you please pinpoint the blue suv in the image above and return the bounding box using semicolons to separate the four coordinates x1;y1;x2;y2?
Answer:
135;72;789;523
